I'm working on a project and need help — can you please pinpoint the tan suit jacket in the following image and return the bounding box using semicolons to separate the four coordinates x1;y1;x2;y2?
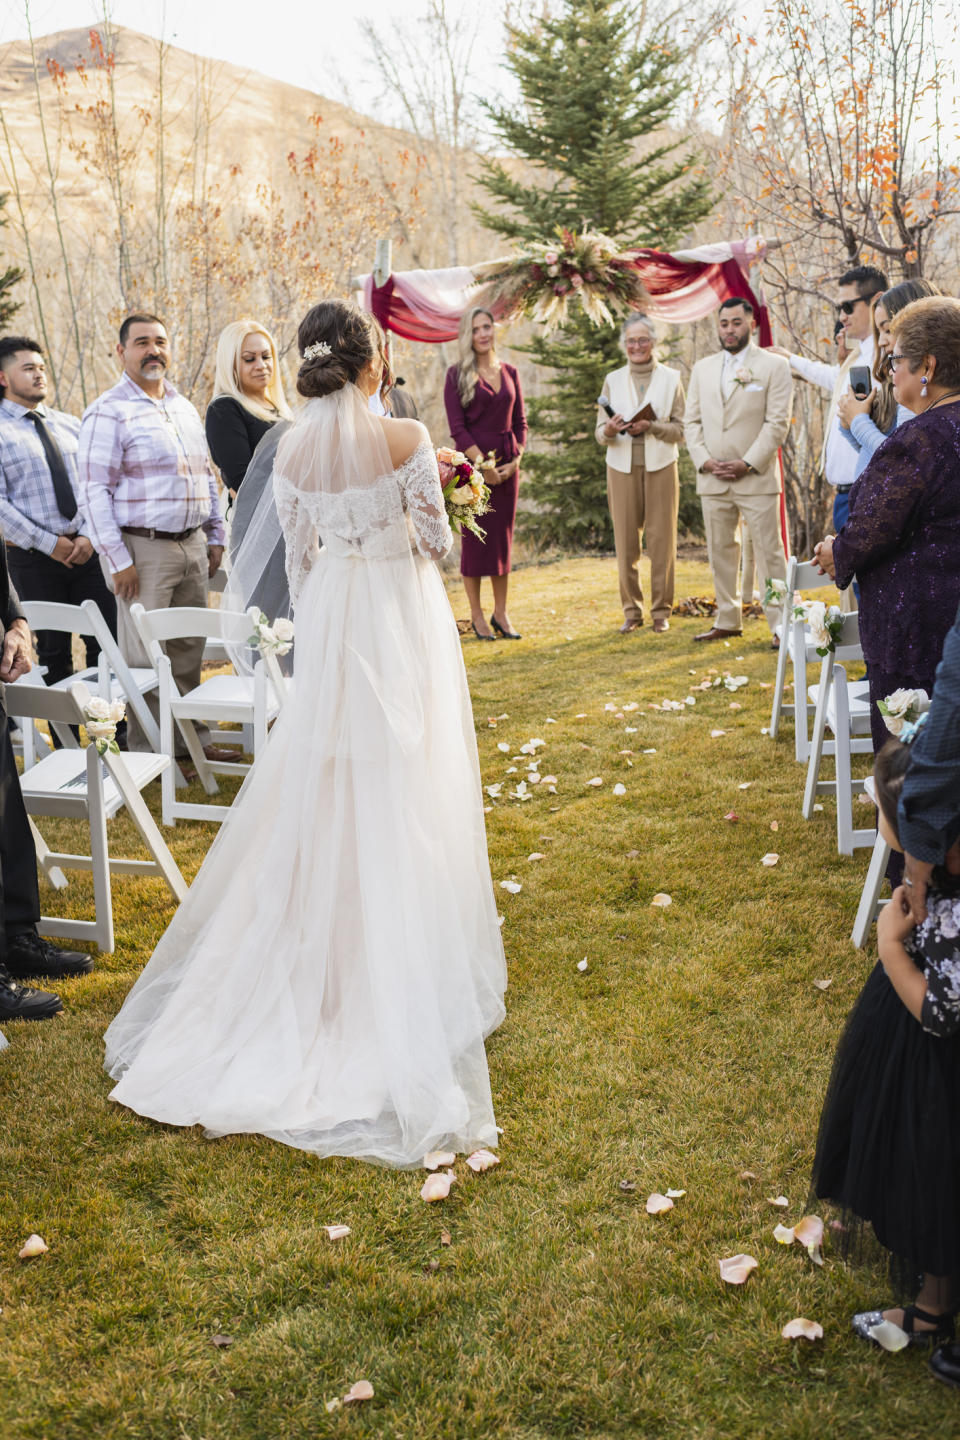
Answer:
683;344;793;496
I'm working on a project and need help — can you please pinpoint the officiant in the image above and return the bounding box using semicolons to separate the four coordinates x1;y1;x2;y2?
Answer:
596;315;685;634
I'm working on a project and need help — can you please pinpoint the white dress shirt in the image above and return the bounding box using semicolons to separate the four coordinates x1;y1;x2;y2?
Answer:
790;334;875;488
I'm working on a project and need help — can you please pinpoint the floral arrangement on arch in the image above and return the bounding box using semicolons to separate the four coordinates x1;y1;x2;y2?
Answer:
473;228;648;330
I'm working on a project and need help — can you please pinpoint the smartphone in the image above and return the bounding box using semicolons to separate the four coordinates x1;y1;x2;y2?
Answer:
849;365;872;399
597;396;616;418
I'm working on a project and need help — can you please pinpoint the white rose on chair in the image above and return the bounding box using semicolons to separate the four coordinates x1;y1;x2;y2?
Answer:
763;576;788;609
793;599;844;656
249;612;294;657
83;697;126;755
878;687;930;736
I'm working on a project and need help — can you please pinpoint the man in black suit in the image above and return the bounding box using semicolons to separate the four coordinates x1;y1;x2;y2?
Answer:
0;545;93;1021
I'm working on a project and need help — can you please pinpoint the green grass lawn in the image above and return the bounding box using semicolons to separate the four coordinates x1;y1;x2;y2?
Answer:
2;554;952;1440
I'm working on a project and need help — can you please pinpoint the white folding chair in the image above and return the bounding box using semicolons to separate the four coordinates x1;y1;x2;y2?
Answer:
131;603;287;826
851;775;891;947
769;556;840;762
801;613;874;855
19;598;161;752
5;681;187;953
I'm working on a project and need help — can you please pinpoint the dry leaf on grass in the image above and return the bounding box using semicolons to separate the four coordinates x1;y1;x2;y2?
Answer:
423;1150;457;1170
646;1193;674;1214
761;853;779;866
718;1254;758;1284
782;1318;823;1341
211;1334;233;1349
440;1229;452;1246
626;849;640;858
18;1234;48;1260
466;1150;500;1173
420;1170;456;1202
343;1380;375;1404
322;1225;351;1241
739;1170;759;1182
619;1180;637;1192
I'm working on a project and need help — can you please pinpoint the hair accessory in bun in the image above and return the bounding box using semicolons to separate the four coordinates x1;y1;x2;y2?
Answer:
303;340;332;361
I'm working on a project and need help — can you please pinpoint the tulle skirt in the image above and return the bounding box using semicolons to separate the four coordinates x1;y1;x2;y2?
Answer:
104;548;507;1168
812;960;960;1291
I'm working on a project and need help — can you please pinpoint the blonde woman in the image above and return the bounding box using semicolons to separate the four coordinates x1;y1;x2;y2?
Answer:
597;314;685;633
206;320;292;498
443;307;527;640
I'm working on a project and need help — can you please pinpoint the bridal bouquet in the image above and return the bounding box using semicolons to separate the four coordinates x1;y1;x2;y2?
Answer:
437;447;491;541
473;228;648;330
83;696;126;755
249;613;295;657
792;598;844;656
878;687;930;737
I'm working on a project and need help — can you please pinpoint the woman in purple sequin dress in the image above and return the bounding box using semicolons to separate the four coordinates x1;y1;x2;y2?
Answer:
444;308;528;640
817;298;960;754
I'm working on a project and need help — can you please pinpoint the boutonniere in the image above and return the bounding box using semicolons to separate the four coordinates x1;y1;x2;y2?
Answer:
733;365;755;388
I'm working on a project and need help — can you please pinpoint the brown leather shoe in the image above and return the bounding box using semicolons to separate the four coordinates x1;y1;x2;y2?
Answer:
619;618;643;634
770;634;781;651
653;618;670;634
693;626;742;642
203;744;239;761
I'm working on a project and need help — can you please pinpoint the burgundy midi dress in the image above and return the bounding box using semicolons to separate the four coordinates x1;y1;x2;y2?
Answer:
443;362;528;577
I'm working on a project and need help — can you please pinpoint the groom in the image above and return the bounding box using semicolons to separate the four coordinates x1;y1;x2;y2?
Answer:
683;298;793;643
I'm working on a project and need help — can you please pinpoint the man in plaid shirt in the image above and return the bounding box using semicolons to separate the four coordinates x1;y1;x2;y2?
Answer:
78;313;226;754
0;336;118;689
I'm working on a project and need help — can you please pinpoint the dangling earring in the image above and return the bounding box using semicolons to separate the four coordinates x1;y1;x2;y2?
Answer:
922;375;929;398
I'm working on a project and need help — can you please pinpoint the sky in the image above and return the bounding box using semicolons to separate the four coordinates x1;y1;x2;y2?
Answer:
0;0;509;120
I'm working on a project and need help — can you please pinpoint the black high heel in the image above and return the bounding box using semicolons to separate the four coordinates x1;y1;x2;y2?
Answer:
490;614;522;640
471;621;496;642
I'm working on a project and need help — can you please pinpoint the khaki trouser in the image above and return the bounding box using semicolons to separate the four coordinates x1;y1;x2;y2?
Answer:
101;527;210;752
606;455;679;622
700;491;785;633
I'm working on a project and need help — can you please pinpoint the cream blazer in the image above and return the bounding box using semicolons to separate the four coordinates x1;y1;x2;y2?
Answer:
683;344;793;496
599;363;681;474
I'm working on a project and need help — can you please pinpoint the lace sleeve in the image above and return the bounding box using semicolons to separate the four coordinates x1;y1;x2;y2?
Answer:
831;424;929;589
274;472;321;612
398;443;454;561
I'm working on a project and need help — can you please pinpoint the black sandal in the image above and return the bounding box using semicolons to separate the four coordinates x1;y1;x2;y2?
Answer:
853;1303;956;1349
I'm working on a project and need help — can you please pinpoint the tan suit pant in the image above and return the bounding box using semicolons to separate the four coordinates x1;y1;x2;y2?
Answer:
607;458;678;621
100;527;210;752
700;491;785;633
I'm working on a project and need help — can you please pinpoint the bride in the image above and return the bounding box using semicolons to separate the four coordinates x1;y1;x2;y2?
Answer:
104;300;507;1168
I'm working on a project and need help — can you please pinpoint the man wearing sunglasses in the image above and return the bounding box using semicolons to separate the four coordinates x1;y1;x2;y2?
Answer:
772;265;888;534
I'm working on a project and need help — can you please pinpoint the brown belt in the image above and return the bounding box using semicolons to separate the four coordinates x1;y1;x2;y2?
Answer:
121;525;200;542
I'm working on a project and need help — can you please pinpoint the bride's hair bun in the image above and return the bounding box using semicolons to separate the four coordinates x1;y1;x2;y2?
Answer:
296;300;383;399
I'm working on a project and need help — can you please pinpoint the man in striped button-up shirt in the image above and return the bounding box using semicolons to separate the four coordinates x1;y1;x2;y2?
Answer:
78;313;226;753
0;336;118;687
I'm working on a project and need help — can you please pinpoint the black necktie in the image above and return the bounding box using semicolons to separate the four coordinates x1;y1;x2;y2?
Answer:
27;410;78;521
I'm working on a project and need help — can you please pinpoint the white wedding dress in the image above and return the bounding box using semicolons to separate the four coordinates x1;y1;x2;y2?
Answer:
104;386;506;1168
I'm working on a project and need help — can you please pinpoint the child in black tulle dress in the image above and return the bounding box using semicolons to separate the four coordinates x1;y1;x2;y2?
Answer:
813;734;960;1351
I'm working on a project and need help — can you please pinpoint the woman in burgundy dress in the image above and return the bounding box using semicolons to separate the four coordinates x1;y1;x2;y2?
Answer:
444;308;528;640
815;297;960;881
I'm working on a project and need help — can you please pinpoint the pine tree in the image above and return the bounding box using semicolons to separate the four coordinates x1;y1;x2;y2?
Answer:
0;193;23;331
476;0;713;549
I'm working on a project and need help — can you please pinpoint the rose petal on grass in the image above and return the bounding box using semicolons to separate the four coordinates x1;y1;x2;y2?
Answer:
710;729;726;738
724;811;739;822
576;958;589;972
782;1318;823;1341
738;781;753;790
643;748;657;755
423;1150;457;1170
497;741;510;753
718;1254;758;1284
739;1170;759;1182
586;777;603;786
211;1333;233;1349
322;1225;351;1241
540;774;558;786
793;1214;825;1264
768;1195;790;1208
813;802;824;811
866;1319;910;1352
18;1234;48;1260
813;978;833;991
761;853;779;866
612;783;627;796
650;893;672;907
466;1149;500;1173
325;1398;343;1413
499;880;522;894
619;1180;637;1192
770;820;779;831
773;1223;796;1244
528;852;545;862
343;1380;375;1404
420;1171;455;1202
666;1188;686;1199
646;1193;674;1214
